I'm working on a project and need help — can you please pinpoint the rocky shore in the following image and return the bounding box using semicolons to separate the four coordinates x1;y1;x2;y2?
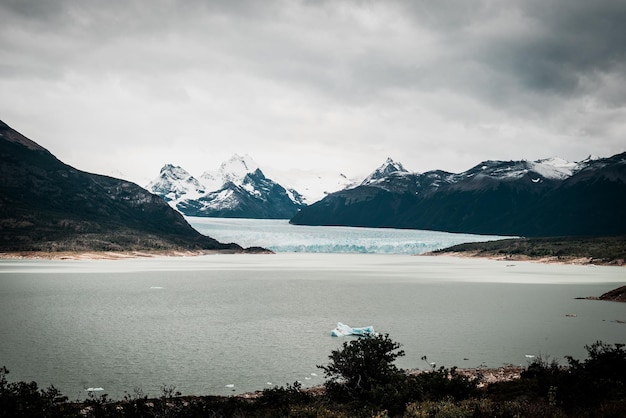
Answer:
408;365;525;388
237;365;526;399
427;250;625;267
577;285;626;303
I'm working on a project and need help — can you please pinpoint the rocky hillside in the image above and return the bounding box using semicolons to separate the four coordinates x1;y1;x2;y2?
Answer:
291;154;626;237
0;120;245;252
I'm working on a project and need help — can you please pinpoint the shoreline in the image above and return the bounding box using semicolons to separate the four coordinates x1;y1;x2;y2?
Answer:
1;249;624;266
424;250;626;267
234;365;526;399
0;249;250;260
236;365;525;399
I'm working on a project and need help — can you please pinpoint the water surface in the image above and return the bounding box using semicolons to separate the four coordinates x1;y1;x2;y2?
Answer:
1;253;624;399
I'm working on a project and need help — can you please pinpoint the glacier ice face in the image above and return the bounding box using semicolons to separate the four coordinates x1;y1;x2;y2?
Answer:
187;217;509;254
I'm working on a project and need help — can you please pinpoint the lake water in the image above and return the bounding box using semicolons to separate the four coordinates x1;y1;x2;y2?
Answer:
1;221;625;400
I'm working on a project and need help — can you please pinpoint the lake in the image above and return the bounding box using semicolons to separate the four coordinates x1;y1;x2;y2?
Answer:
1;250;624;399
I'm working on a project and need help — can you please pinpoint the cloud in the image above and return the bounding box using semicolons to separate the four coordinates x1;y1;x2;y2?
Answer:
0;0;624;185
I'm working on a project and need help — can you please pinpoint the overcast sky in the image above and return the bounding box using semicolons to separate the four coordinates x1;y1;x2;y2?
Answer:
1;0;625;186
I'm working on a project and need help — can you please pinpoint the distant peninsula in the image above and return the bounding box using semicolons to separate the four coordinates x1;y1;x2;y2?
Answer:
431;235;626;266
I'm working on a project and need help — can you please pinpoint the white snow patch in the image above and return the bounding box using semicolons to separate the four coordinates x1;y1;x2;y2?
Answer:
530;157;579;179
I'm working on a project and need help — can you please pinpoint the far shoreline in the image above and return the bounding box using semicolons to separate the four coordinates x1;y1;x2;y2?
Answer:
423;250;626;267
0;248;271;261
1;247;624;266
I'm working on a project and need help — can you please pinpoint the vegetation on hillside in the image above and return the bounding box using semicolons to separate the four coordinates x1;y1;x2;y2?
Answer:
0;121;243;253
434;235;626;265
2;337;625;417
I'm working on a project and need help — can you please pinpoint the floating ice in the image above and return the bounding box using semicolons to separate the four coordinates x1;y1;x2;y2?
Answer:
149;286;164;289
331;322;376;337
225;384;235;388
85;387;104;391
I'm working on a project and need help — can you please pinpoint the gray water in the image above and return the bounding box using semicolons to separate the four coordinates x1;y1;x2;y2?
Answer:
1;253;624;400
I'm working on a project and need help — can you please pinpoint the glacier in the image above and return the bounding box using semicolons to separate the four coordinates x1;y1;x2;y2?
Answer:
187;217;510;254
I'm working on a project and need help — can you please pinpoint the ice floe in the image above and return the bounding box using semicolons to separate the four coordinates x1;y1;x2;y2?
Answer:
330;322;377;337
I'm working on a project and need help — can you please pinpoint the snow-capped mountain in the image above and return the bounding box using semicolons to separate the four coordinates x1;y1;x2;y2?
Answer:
291;153;626;237
146;164;206;203
200;154;260;192
361;157;409;186
459;157;589;183
352;156;593;196
147;154;306;219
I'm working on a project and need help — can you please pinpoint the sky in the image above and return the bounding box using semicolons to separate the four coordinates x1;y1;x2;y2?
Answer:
1;0;625;187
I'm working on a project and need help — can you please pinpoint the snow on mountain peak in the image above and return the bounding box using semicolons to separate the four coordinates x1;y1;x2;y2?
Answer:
146;164;205;202
362;157;409;185
200;154;261;188
530;156;582;180
221;154;259;177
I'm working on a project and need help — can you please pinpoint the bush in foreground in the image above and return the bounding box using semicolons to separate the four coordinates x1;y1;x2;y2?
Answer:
2;339;626;417
317;334;478;415
0;366;68;417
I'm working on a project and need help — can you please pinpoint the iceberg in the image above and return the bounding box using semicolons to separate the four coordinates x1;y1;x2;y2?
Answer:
330;322;376;337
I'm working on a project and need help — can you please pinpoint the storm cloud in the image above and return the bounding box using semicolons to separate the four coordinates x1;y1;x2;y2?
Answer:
1;0;624;185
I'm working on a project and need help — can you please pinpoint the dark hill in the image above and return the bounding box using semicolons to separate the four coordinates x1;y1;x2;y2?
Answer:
291;153;626;237
0;120;242;252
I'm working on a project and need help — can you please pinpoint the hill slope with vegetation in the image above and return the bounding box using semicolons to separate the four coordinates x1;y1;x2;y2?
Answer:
433;235;626;266
0;121;246;253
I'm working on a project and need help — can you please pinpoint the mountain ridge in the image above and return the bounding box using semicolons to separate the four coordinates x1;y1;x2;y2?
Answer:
290;153;626;237
147;155;306;219
0;121;252;253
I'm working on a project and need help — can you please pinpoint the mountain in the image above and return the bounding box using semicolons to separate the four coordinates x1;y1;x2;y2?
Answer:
361;157;410;186
146;164;206;203
148;154;306;219
0;120;245;252
290;154;626;237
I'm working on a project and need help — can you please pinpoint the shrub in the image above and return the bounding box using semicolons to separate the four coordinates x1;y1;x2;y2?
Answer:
0;366;68;417
258;381;312;408
411;363;479;402
318;333;412;414
494;341;626;410
560;341;626;408
318;333;406;401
